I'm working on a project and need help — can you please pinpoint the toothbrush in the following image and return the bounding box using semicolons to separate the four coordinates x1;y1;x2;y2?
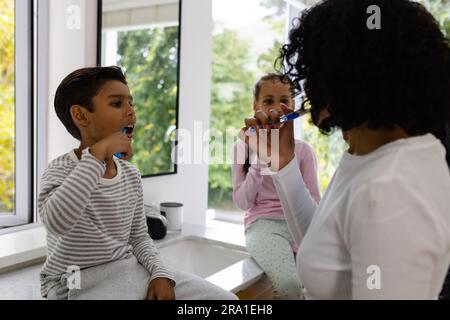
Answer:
114;126;134;159
247;109;310;135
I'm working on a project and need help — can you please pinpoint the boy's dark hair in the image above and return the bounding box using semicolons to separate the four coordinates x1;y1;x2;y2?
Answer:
54;66;127;140
277;0;450;142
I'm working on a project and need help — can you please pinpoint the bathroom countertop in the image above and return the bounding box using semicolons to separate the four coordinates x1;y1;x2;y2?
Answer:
153;222;265;294
0;222;265;297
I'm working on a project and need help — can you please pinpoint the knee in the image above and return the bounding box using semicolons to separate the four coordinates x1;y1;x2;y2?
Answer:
272;276;303;300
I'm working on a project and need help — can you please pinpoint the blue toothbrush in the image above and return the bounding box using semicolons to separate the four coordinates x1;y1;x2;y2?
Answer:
247;109;310;134
114;126;134;159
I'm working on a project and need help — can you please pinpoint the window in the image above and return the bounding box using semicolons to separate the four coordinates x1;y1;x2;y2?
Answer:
98;0;182;178
208;0;289;223
0;0;33;229
0;0;15;217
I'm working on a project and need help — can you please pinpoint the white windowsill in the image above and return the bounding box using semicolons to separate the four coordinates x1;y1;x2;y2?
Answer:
0;224;47;273
206;208;244;226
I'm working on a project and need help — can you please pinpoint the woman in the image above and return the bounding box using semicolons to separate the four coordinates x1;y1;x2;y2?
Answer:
242;0;450;299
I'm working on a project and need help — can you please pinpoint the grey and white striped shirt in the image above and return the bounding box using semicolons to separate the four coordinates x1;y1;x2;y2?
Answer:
38;148;174;298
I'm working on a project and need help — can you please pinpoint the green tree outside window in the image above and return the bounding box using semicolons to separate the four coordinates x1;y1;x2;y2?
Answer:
0;0;15;214
116;27;179;176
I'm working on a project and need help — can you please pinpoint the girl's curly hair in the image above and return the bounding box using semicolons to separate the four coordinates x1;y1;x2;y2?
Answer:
277;0;450;143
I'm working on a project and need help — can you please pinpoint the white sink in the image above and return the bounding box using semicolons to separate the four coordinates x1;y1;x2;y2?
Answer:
159;235;250;279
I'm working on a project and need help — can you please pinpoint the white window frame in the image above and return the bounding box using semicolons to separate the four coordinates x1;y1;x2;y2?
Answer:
0;0;34;229
33;0;49;225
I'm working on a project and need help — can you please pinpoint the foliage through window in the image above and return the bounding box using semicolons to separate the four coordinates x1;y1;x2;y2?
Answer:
0;0;15;215
99;0;180;177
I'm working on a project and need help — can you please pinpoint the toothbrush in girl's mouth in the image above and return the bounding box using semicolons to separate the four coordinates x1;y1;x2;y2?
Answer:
246;109;310;135
114;125;134;159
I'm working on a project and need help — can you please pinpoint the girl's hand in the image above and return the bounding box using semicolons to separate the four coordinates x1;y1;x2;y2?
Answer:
239;104;295;172
146;277;176;300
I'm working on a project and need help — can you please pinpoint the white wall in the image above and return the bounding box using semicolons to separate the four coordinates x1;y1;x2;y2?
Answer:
141;0;212;225
45;0;212;225
47;0;97;161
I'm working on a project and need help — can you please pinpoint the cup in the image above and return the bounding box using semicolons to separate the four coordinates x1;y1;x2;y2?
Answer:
160;202;183;232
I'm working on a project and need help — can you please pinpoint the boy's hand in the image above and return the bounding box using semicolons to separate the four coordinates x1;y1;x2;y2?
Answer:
146;277;176;300
90;131;133;162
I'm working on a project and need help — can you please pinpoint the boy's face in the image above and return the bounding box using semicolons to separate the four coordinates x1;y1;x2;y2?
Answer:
84;80;136;144
254;80;295;114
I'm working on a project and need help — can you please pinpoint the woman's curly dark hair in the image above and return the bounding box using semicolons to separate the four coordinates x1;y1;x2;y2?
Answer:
277;0;450;141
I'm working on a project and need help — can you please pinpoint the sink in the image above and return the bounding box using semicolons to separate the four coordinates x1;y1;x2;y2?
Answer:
158;235;250;279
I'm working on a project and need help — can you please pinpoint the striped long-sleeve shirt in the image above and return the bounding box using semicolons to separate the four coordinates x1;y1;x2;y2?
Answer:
38;148;174;298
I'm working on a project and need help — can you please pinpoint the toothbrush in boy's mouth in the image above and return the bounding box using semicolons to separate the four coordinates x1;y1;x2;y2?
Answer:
114;125;135;159
246;109;310;135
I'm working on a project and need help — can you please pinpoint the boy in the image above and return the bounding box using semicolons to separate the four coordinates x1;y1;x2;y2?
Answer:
38;66;237;300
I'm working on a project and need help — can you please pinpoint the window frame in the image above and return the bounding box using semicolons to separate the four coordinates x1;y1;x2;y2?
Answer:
33;0;49;225
0;0;34;229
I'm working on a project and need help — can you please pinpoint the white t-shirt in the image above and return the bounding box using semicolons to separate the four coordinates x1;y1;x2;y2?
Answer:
272;134;450;299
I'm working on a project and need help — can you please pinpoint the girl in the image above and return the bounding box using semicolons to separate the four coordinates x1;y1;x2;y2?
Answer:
231;73;321;299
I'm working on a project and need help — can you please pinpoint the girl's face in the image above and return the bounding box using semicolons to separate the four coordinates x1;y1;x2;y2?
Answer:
254;80;295;114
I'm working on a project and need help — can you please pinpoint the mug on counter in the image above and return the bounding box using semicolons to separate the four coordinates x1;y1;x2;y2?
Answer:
160;202;184;232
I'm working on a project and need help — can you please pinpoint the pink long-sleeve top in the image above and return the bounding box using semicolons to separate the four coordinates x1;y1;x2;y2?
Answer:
232;139;321;230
